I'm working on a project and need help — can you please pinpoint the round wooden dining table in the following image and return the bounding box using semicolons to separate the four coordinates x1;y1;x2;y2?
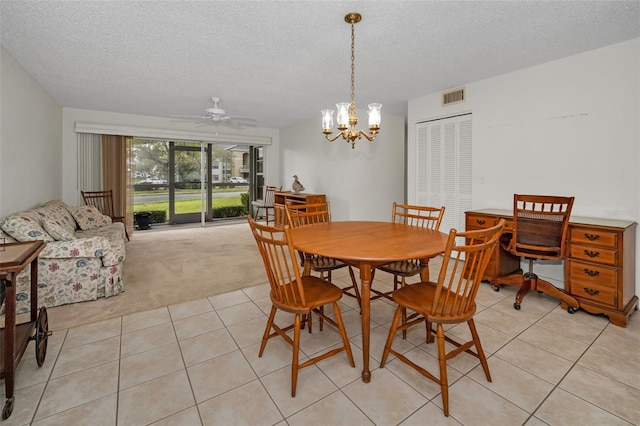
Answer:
290;221;448;383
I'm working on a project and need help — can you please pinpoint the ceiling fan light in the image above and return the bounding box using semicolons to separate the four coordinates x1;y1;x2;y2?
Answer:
206;107;225;115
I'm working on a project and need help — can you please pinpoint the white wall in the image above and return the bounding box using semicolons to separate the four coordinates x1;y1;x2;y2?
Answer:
279;111;405;222
408;38;640;294
0;46;62;216
61;109;280;207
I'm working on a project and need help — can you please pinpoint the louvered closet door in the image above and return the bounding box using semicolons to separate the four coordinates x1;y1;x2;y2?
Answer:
416;114;472;242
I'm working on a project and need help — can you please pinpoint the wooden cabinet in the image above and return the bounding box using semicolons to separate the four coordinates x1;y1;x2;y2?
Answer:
465;209;637;327
566;221;637;327
273;192;326;227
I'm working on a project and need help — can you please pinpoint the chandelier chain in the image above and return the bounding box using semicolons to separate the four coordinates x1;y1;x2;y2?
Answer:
350;20;356;111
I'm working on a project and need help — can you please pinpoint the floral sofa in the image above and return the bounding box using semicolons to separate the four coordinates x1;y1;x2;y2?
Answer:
0;200;126;314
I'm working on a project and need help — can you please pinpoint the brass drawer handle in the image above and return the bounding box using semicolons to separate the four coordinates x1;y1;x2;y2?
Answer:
584;233;600;241
583;269;600;277
583;287;600;296
583;250;600;258
476;219;485;225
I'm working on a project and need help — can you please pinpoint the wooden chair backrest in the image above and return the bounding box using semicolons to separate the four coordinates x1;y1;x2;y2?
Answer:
510;194;574;260
81;190;116;218
263;186;280;207
392;202;445;231
247;215;307;307
430;220;505;320
285;202;331;228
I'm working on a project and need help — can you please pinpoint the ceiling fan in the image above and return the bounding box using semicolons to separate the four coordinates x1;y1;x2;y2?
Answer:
171;97;257;128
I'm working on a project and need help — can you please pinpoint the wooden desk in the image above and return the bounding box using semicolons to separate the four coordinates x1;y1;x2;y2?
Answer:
273;192;326;227
466;209;637;327
290;221;448;382
0;240;47;419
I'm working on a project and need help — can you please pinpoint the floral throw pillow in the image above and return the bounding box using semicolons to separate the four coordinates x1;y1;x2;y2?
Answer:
69;205;112;231
0;213;55;242
42;218;76;241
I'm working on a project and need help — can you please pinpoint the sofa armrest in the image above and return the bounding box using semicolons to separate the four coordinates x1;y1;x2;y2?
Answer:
40;237;111;259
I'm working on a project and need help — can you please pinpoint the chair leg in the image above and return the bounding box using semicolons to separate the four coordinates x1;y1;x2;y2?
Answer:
291;314;301;397
436;324;450;417
535;279;580;311
380;306;403;367
333;302;355;367
468;318;492;382
259;306;277;357
124;227;130;241
514;275;533;308
347;266;361;308
425;319;434;344
398;276;409;339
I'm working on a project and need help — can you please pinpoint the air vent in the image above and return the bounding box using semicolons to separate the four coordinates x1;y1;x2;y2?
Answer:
442;87;465;106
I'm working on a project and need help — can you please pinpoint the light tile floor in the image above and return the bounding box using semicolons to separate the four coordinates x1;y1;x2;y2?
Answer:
3;267;639;425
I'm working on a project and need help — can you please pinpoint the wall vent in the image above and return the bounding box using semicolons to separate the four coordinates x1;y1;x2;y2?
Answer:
442;87;465;106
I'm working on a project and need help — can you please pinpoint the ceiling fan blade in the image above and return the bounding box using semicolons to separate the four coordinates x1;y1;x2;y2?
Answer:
228;116;256;122
170;114;209;119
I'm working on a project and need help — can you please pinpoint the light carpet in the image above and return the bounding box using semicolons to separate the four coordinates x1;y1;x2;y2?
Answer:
46;221;267;331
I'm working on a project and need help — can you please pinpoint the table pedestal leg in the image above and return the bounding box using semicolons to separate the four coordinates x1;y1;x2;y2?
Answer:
359;263;372;383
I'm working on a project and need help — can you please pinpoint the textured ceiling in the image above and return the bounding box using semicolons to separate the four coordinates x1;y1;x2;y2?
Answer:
1;1;639;129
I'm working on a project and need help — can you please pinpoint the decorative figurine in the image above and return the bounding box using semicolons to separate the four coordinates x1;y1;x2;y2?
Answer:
292;175;305;193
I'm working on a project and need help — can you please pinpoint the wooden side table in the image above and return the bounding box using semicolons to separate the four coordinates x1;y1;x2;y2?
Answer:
0;240;49;419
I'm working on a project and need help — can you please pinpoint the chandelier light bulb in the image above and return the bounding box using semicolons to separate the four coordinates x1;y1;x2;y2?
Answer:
321;109;334;132
368;103;382;128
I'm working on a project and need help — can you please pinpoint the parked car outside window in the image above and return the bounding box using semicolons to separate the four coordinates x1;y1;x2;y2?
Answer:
229;177;248;183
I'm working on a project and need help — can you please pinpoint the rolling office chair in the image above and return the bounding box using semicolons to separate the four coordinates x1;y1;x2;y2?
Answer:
490;194;579;312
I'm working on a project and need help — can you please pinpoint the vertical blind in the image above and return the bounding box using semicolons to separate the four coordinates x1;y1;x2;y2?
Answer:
77;132;102;198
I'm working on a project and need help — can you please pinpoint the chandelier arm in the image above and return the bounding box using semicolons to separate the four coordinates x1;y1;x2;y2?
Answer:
358;130;377;141
324;132;345;143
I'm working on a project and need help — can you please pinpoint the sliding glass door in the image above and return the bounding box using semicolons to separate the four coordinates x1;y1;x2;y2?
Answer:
169;141;210;224
132;138;252;226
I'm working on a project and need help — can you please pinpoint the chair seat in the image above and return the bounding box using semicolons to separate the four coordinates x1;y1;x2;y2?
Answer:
307;255;348;273
378;260;421;277
272;276;345;314
252;200;268;207
393;282;477;324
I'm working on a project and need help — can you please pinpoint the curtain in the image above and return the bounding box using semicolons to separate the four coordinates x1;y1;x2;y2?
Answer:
102;135;134;234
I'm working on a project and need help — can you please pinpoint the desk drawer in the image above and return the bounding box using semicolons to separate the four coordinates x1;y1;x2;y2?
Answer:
569;244;618;266
569;280;617;307
466;214;497;229
567;260;617;288
569;227;618;249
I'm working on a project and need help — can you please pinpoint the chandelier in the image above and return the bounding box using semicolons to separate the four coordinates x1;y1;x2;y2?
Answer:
321;13;381;149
